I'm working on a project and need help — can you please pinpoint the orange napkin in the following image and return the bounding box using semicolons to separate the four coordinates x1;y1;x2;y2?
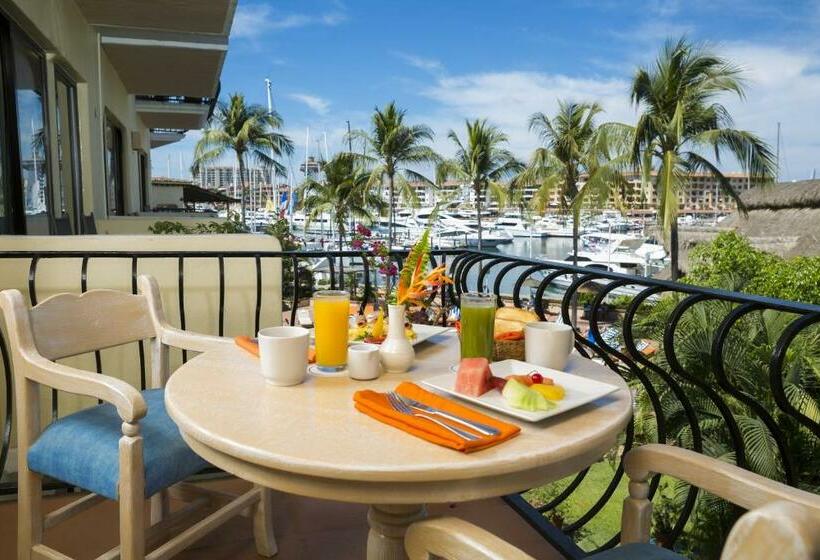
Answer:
234;336;316;363
353;382;520;452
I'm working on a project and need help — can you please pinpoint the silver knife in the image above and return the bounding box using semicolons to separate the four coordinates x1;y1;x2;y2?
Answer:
398;395;501;436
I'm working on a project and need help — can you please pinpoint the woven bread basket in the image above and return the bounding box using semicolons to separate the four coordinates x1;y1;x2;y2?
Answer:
494;338;525;361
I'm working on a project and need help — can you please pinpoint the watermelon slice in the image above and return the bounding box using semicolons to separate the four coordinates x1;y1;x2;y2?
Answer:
455;357;493;397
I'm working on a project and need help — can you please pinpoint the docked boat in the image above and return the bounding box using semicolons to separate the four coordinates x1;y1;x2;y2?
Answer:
493;215;551;238
465;230;514;247
537;216;576;238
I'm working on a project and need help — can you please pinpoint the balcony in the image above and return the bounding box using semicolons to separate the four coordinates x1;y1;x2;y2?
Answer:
0;242;817;559
136;97;214;132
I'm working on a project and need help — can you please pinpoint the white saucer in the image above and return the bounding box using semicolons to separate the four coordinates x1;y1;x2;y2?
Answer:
308;364;349;377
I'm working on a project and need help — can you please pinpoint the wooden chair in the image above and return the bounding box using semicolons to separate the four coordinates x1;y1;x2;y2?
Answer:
1;274;277;560
49;215;73;235
404;444;820;560
82;213;97;234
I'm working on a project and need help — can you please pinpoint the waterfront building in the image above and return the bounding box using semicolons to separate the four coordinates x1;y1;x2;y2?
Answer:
195;165;277;206
299;156;323;178
619;171;765;215
516;171;765;215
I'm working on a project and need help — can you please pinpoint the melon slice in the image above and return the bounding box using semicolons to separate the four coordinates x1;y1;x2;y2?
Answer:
502;379;555;412
455;357;493;397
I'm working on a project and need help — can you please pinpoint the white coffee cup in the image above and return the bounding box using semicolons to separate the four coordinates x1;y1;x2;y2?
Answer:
257;326;310;386
348;343;381;381
524;321;574;370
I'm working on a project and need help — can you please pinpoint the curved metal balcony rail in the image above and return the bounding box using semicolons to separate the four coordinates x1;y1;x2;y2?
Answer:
448;251;819;558
0;249;818;559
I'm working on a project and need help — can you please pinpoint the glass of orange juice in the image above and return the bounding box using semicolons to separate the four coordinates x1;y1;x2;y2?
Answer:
312;290;350;372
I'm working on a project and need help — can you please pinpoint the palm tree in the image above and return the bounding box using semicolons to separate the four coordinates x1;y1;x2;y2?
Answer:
630;37;775;279
436;119;524;250
515;100;632;266
299;153;385;252
191;93;293;225
349;102;438;250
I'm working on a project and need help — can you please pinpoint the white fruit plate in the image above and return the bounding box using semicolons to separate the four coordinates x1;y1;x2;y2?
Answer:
421;359;620;422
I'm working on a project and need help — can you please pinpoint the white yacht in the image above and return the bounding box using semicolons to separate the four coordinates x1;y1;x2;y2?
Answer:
493;215;551;238
571;233;667;276
587;212;643;234
465;230;514;247
538;217;576;238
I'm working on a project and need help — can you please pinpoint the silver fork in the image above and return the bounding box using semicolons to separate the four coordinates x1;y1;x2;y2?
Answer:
386;392;479;441
394;394;500;436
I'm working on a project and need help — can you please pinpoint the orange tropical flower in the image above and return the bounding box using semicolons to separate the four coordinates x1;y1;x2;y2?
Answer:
397;264;453;306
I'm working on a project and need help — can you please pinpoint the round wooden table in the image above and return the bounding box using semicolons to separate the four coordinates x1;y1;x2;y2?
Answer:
165;332;631;559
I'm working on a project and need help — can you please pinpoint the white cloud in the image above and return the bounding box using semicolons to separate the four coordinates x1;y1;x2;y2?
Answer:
393;52;445;74
231;4;347;39
646;0;682;17
412;40;820;180
288;93;331;115
420;71;635;159
717;42;820;179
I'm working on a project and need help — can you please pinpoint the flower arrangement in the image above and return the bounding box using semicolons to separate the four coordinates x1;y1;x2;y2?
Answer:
350;222;451;311
395;227;452;307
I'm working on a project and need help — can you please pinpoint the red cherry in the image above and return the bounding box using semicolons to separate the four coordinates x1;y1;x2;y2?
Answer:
530;372;544;384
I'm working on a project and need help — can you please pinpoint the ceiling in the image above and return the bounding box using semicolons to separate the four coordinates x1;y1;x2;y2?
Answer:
74;0;236;35
104;40;225;97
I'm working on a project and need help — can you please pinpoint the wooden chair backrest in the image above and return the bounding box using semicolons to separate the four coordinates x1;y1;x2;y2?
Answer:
27;290;156;360
81;213;97;234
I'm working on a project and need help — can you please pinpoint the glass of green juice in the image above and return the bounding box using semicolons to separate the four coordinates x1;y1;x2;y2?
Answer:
460;292;496;360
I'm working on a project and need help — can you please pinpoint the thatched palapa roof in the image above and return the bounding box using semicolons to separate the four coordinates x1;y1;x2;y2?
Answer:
740;179;820;211
721;179;820;258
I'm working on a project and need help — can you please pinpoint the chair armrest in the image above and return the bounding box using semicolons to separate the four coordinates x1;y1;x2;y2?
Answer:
24;352;147;423
159;326;234;354
404;517;536;560
721;501;820;560
625;444;820;513
137;273;236;354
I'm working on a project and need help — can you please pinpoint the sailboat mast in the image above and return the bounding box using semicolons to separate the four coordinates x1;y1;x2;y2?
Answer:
775;121;781;182
305;127;310;179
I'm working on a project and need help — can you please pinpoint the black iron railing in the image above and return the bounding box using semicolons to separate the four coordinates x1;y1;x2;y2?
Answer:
0;249;818;558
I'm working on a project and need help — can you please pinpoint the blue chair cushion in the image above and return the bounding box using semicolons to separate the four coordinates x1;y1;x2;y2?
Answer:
28;388;208;500
589;543;686;559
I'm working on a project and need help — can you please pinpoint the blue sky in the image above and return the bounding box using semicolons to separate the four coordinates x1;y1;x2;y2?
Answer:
152;0;820;181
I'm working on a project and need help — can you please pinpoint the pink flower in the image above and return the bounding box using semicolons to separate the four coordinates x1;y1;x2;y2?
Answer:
351;238;364;249
356;224;371;237
379;263;398;277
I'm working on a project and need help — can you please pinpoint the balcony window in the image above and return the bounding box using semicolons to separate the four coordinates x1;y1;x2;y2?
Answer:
103;115;125;216
53;67;83;233
12;27;49;233
0;14;52;234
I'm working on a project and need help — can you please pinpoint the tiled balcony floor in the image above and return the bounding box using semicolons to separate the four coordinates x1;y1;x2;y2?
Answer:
0;478;562;559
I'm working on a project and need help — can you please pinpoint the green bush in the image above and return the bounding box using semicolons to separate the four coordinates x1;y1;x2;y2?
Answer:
748;256;820;303
686;231;820;304
149;214;249;235
148;220;191;234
